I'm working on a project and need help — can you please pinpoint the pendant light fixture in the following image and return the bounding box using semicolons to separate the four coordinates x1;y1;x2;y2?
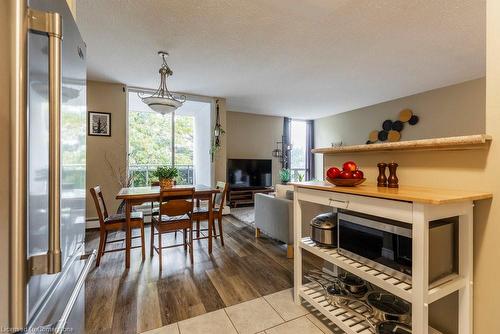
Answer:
139;51;186;115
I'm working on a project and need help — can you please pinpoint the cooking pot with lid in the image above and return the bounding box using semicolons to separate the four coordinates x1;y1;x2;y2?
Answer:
310;212;337;247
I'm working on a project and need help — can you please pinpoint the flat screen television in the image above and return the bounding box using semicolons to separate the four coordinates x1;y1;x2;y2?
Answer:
227;159;272;189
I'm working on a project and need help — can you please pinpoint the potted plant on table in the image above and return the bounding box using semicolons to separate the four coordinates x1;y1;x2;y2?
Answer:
152;166;179;189
279;168;291;185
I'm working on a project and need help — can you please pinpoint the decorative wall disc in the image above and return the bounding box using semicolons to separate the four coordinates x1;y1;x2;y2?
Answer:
366;108;419;144
378;130;388;141
369;130;379;142
382;120;393;131
391;120;404;132
399;108;413;122
409;115;419;125
388;130;401;142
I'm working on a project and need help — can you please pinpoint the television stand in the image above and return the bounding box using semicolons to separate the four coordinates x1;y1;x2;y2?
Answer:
228;187;274;207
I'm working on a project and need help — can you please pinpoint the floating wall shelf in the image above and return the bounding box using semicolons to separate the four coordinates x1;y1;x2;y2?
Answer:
311;134;491;154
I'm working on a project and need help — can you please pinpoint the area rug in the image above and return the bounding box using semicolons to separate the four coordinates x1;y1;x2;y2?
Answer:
229;207;255;225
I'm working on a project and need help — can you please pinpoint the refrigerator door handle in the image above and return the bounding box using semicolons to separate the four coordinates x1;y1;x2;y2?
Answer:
27;8;64;275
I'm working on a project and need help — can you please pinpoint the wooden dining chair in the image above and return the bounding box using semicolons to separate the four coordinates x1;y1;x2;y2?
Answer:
192;181;228;246
90;185;146;267
151;187;195;270
150;180;182;239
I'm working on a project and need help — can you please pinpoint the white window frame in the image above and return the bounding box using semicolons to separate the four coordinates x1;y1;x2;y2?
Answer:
126;86;217;186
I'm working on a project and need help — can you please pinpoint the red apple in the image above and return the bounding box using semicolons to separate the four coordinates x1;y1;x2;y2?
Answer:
339;170;352;179
327;167;341;179
342;161;357;172
352;170;364;179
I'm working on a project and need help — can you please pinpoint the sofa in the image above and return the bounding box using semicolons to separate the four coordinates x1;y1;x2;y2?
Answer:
254;185;297;258
254;184;330;258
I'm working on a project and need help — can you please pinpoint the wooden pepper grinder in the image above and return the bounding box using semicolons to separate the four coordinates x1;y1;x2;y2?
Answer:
377;163;387;187
387;162;399;188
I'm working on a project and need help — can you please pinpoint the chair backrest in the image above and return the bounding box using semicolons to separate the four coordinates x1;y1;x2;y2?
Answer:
90;185;108;227
159;187;195;218
214;181;228;208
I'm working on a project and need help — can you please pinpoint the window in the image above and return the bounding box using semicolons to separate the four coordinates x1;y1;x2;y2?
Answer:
128;90;212;186
290;120;307;181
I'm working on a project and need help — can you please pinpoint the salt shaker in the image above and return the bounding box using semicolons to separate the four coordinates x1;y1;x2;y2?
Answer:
387;162;399;188
377;163;387;187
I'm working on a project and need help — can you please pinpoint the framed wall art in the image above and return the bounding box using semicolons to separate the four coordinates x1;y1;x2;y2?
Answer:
88;111;111;137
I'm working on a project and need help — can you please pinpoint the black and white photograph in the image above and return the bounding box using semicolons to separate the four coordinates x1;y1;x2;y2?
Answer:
88;111;111;136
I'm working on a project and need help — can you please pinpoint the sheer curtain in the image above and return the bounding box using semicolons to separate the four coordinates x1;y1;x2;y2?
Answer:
305;120;315;180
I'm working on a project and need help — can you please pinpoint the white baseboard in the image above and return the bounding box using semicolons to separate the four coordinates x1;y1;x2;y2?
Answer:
86;219;99;229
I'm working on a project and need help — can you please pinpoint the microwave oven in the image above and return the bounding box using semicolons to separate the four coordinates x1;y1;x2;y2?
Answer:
337;211;457;285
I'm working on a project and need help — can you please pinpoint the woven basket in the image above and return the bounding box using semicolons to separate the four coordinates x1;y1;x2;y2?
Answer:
159;178;174;189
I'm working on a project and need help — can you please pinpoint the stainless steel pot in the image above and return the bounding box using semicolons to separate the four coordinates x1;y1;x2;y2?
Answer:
304;274;360;309
305;270;412;333
337;272;367;296
376;321;412;334
308;269;367;296
366;292;411;324
305;273;377;332
310;212;337;247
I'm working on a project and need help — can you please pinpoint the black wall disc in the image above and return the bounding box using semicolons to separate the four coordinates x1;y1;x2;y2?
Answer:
409;115;419;125
378;130;388;141
391;120;404;132
382;120;393;131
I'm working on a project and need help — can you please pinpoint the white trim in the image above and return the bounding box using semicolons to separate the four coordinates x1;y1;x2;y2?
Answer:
210;99;216;187
125;85;130;177
85;219;99;229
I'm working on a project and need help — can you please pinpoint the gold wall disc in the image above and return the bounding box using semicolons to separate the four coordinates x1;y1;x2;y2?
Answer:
388;130;401;142
369;130;379;142
399;108;413;122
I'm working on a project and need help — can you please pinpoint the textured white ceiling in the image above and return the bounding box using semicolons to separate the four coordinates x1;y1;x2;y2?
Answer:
76;0;485;119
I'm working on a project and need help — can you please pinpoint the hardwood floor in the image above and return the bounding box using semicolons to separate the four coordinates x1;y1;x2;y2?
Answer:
85;215;321;334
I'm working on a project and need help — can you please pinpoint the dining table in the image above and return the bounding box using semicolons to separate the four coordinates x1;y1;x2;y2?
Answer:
116;184;220;268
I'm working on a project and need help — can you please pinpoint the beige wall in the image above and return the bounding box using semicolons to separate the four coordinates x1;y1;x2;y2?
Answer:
226;111;283;185
86;80;127;218
317;8;499;332
315;78;486;178
0;1;10;327
478;2;500;331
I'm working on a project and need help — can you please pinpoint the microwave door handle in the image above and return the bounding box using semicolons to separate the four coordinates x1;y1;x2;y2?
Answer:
28;9;63;275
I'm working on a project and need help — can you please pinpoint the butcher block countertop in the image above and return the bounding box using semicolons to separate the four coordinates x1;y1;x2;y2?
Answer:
291;181;492;205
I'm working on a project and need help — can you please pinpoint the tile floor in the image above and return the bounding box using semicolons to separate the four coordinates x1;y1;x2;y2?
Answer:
142;288;343;334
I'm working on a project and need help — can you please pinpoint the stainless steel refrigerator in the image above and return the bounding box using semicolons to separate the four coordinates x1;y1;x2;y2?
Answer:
5;0;94;332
